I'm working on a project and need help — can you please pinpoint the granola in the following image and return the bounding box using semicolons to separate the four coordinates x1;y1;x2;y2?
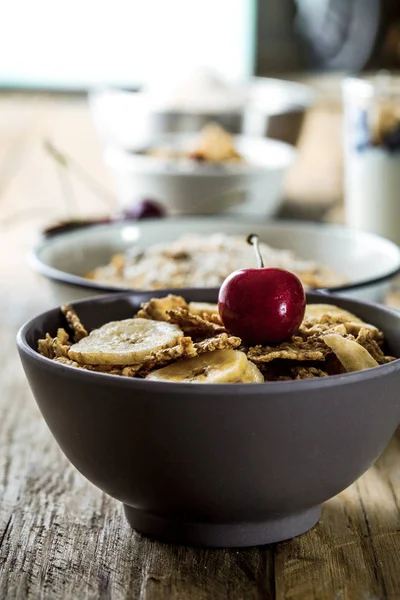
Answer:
166;308;226;340
354;328;393;365
144;123;243;163
247;337;329;364
61;304;88;342
37;296;396;383
194;333;241;354
292;366;329;379
38;329;71;359
137;295;189;321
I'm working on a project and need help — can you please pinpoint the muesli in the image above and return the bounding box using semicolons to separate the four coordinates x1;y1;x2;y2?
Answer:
37;296;395;383
87;234;345;291
142;122;243;163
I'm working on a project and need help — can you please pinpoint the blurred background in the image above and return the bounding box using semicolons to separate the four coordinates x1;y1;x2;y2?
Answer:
1;0;400;240
2;0;400;89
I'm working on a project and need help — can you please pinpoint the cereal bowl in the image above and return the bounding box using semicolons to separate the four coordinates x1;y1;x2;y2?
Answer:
104;133;296;217
30;218;400;306
17;290;400;547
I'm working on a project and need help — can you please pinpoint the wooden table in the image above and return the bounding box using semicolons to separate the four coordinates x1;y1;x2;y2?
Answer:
1;93;400;600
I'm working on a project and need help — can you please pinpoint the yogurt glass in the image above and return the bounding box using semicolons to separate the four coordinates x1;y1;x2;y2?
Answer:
342;74;400;245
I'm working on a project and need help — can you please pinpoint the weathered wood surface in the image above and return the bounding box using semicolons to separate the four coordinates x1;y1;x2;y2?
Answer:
0;93;400;599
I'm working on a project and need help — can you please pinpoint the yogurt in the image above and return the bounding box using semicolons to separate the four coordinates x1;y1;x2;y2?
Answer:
345;148;400;244
343;76;400;246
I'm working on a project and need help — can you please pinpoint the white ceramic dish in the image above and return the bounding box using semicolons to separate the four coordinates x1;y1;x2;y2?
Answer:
104;133;296;217
30;218;400;306
88;77;314;144
89;87;244;146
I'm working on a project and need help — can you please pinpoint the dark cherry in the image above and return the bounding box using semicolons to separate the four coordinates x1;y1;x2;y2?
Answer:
43;217;111;237
43;199;166;237
218;234;306;345
120;199;166;220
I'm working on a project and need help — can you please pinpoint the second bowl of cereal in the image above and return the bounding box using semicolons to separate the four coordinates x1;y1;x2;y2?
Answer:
17;290;400;547
104;123;296;217
30;218;400;306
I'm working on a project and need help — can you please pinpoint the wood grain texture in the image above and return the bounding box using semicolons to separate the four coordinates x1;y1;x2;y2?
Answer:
0;92;399;599
275;433;400;600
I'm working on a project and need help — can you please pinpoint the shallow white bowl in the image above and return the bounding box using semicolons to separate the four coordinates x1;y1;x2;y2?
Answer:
30;218;400;306
89;87;245;146
104;133;296;217
89;78;315;145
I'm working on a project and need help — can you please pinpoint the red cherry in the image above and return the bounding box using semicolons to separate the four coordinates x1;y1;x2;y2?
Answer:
121;199;166;220
218;234;306;345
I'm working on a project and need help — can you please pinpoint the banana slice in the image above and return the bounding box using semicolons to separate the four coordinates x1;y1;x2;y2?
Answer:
189;302;219;317
323;334;379;372
241;361;264;383
68;318;183;366
305;304;363;323
146;349;248;383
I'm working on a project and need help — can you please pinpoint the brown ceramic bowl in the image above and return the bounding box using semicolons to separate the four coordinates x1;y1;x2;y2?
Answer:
17;290;400;548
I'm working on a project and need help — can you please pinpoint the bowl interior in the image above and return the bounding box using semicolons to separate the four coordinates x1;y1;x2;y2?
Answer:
106;133;296;175
248;77;315;114
32;218;400;291
21;290;400;370
18;288;400;548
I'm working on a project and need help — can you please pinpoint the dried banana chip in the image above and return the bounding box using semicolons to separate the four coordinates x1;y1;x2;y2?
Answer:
69;318;183;366
241;361;264;383
305;304;363;323
323;334;379;372
146;349;248;383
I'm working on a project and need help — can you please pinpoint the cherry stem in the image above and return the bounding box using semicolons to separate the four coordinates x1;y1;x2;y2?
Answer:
247;233;264;268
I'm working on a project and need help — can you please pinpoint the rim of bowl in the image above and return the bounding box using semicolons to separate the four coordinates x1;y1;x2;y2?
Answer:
104;134;297;177
29;218;400;295
89;77;315;116
248;76;315;112
16;289;400;395
89;86;246;116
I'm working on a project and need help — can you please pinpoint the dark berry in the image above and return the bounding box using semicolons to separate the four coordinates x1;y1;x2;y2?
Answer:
120;199;166;220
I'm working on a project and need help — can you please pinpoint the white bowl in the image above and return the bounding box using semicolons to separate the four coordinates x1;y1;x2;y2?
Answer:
89;87;245;146
88;78;315;145
104;133;296;217
30;218;400;306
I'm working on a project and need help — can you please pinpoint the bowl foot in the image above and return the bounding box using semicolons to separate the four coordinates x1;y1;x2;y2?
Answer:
123;504;321;547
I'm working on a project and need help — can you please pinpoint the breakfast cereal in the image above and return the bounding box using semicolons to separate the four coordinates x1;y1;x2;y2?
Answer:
87;234;345;291
37;295;395;384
